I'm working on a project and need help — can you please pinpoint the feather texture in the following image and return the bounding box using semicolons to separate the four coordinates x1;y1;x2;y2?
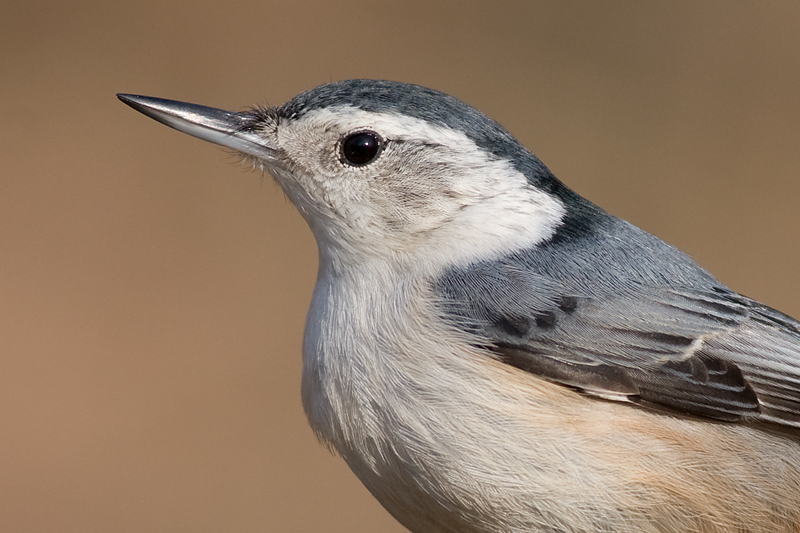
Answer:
434;232;800;430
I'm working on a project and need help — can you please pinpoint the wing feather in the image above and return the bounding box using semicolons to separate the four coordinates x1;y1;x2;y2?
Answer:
434;262;800;430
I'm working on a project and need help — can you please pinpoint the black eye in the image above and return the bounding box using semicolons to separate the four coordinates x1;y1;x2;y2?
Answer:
341;131;383;166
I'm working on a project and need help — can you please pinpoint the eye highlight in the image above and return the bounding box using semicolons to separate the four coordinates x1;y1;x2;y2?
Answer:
340;130;384;166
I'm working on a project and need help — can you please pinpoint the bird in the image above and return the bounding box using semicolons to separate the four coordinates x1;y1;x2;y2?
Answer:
118;80;800;533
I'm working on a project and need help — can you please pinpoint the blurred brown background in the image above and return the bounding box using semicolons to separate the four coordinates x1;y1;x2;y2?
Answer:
2;1;799;531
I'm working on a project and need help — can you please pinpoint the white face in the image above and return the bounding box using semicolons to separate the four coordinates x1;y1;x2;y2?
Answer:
249;105;566;272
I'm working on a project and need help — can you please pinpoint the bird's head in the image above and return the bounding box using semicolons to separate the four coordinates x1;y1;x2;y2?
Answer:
120;80;570;272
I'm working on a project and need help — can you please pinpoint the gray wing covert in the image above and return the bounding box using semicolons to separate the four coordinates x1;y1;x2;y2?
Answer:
433;262;800;429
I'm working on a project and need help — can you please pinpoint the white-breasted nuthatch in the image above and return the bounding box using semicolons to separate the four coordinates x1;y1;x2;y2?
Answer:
119;80;800;533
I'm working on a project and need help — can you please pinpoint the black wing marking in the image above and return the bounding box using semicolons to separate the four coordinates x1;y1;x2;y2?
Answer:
434;263;800;429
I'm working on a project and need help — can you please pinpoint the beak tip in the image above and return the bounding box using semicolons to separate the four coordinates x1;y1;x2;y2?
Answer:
117;94;155;114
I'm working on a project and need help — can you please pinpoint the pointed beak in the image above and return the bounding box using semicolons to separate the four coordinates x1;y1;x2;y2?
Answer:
117;94;279;162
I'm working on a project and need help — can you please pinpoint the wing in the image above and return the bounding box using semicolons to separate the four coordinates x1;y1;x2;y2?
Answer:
433;258;800;429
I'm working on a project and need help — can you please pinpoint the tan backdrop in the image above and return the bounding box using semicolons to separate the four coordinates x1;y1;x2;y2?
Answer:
2;1;799;531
